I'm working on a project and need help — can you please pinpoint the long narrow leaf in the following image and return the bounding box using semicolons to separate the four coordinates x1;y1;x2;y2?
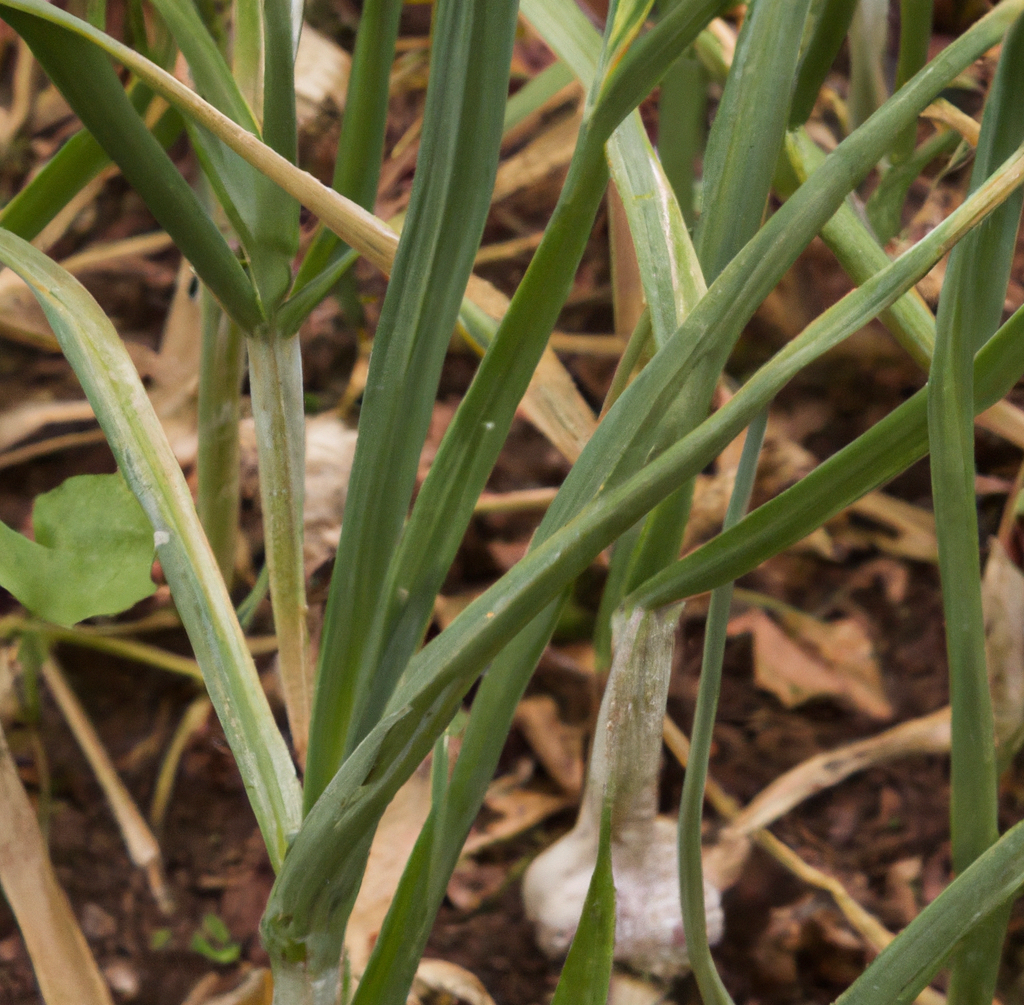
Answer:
290;0;402;297
302;0;520;818
603;0;811;647
145;0;256;128
927;18;1024;998
0;0;399;276
629;302;1024;612
789;0;859;127
550;799;616;1005
0;230;302;870
837;814;1024;1004
0;722;112;1004
695;0;812;283
263;132;1024;981
680;411;766;1006
0;83;181;241
253;0;298;309
345;0;717;815
2;9;263;329
352;8;1024;987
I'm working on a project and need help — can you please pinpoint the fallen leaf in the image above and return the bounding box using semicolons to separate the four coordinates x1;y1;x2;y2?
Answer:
492;107;581;203
346;759;433;973
446;859;508;912
513;695;585;796
412;958;494;1005
844;558;910;604
983;539;1024;765
837;492;938;563
0;723;111;1003
239;412;358;577
487;538;531;572
303;413;357;576
723;707;949;839
463;769;573;855
883;857;922;927
0;399;96;454
294;24;351;124
727;609;892;720
209;968;273;1005
147;259;201;466
607;969;672;1004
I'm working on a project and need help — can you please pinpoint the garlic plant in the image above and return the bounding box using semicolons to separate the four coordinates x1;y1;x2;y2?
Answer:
2;0;1024;1001
524;604;724;978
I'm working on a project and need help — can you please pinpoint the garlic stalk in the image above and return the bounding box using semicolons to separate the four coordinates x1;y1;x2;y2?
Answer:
523;603;724;978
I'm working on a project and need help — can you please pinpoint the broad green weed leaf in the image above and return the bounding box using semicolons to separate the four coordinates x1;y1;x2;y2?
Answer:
0;473;155;627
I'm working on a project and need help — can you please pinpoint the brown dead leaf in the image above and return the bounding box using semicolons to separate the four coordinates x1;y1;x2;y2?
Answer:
148;259;202;465
844;558;910;604
434;592;483;631
607;970;672;1004
462;768;574;855
883;857;922;927
487;537;531;572
983;538;1024;765
921;98;979;146
0;722;111;1003
294;25;350;124
750;895;863;990
517;347;597;463
412;959;494;1005
446;859;508;912
844;492;938;563
303;413;357;576
209;968;273;1005
239;412;357;576
460;276;597;465
727;608;892;720
0;399;96;453
978;399;1024;453
513;695;585;796
492;106;581;203
346;759;433;973
723;707;950;839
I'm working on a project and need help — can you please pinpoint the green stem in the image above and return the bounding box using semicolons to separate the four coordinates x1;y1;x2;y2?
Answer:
248;332;311;761
892;0;935;163
290;0;403;298
197;289;246;586
679;409;766;1005
848;0;890;130
0;230;301;870
656;40;706;225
